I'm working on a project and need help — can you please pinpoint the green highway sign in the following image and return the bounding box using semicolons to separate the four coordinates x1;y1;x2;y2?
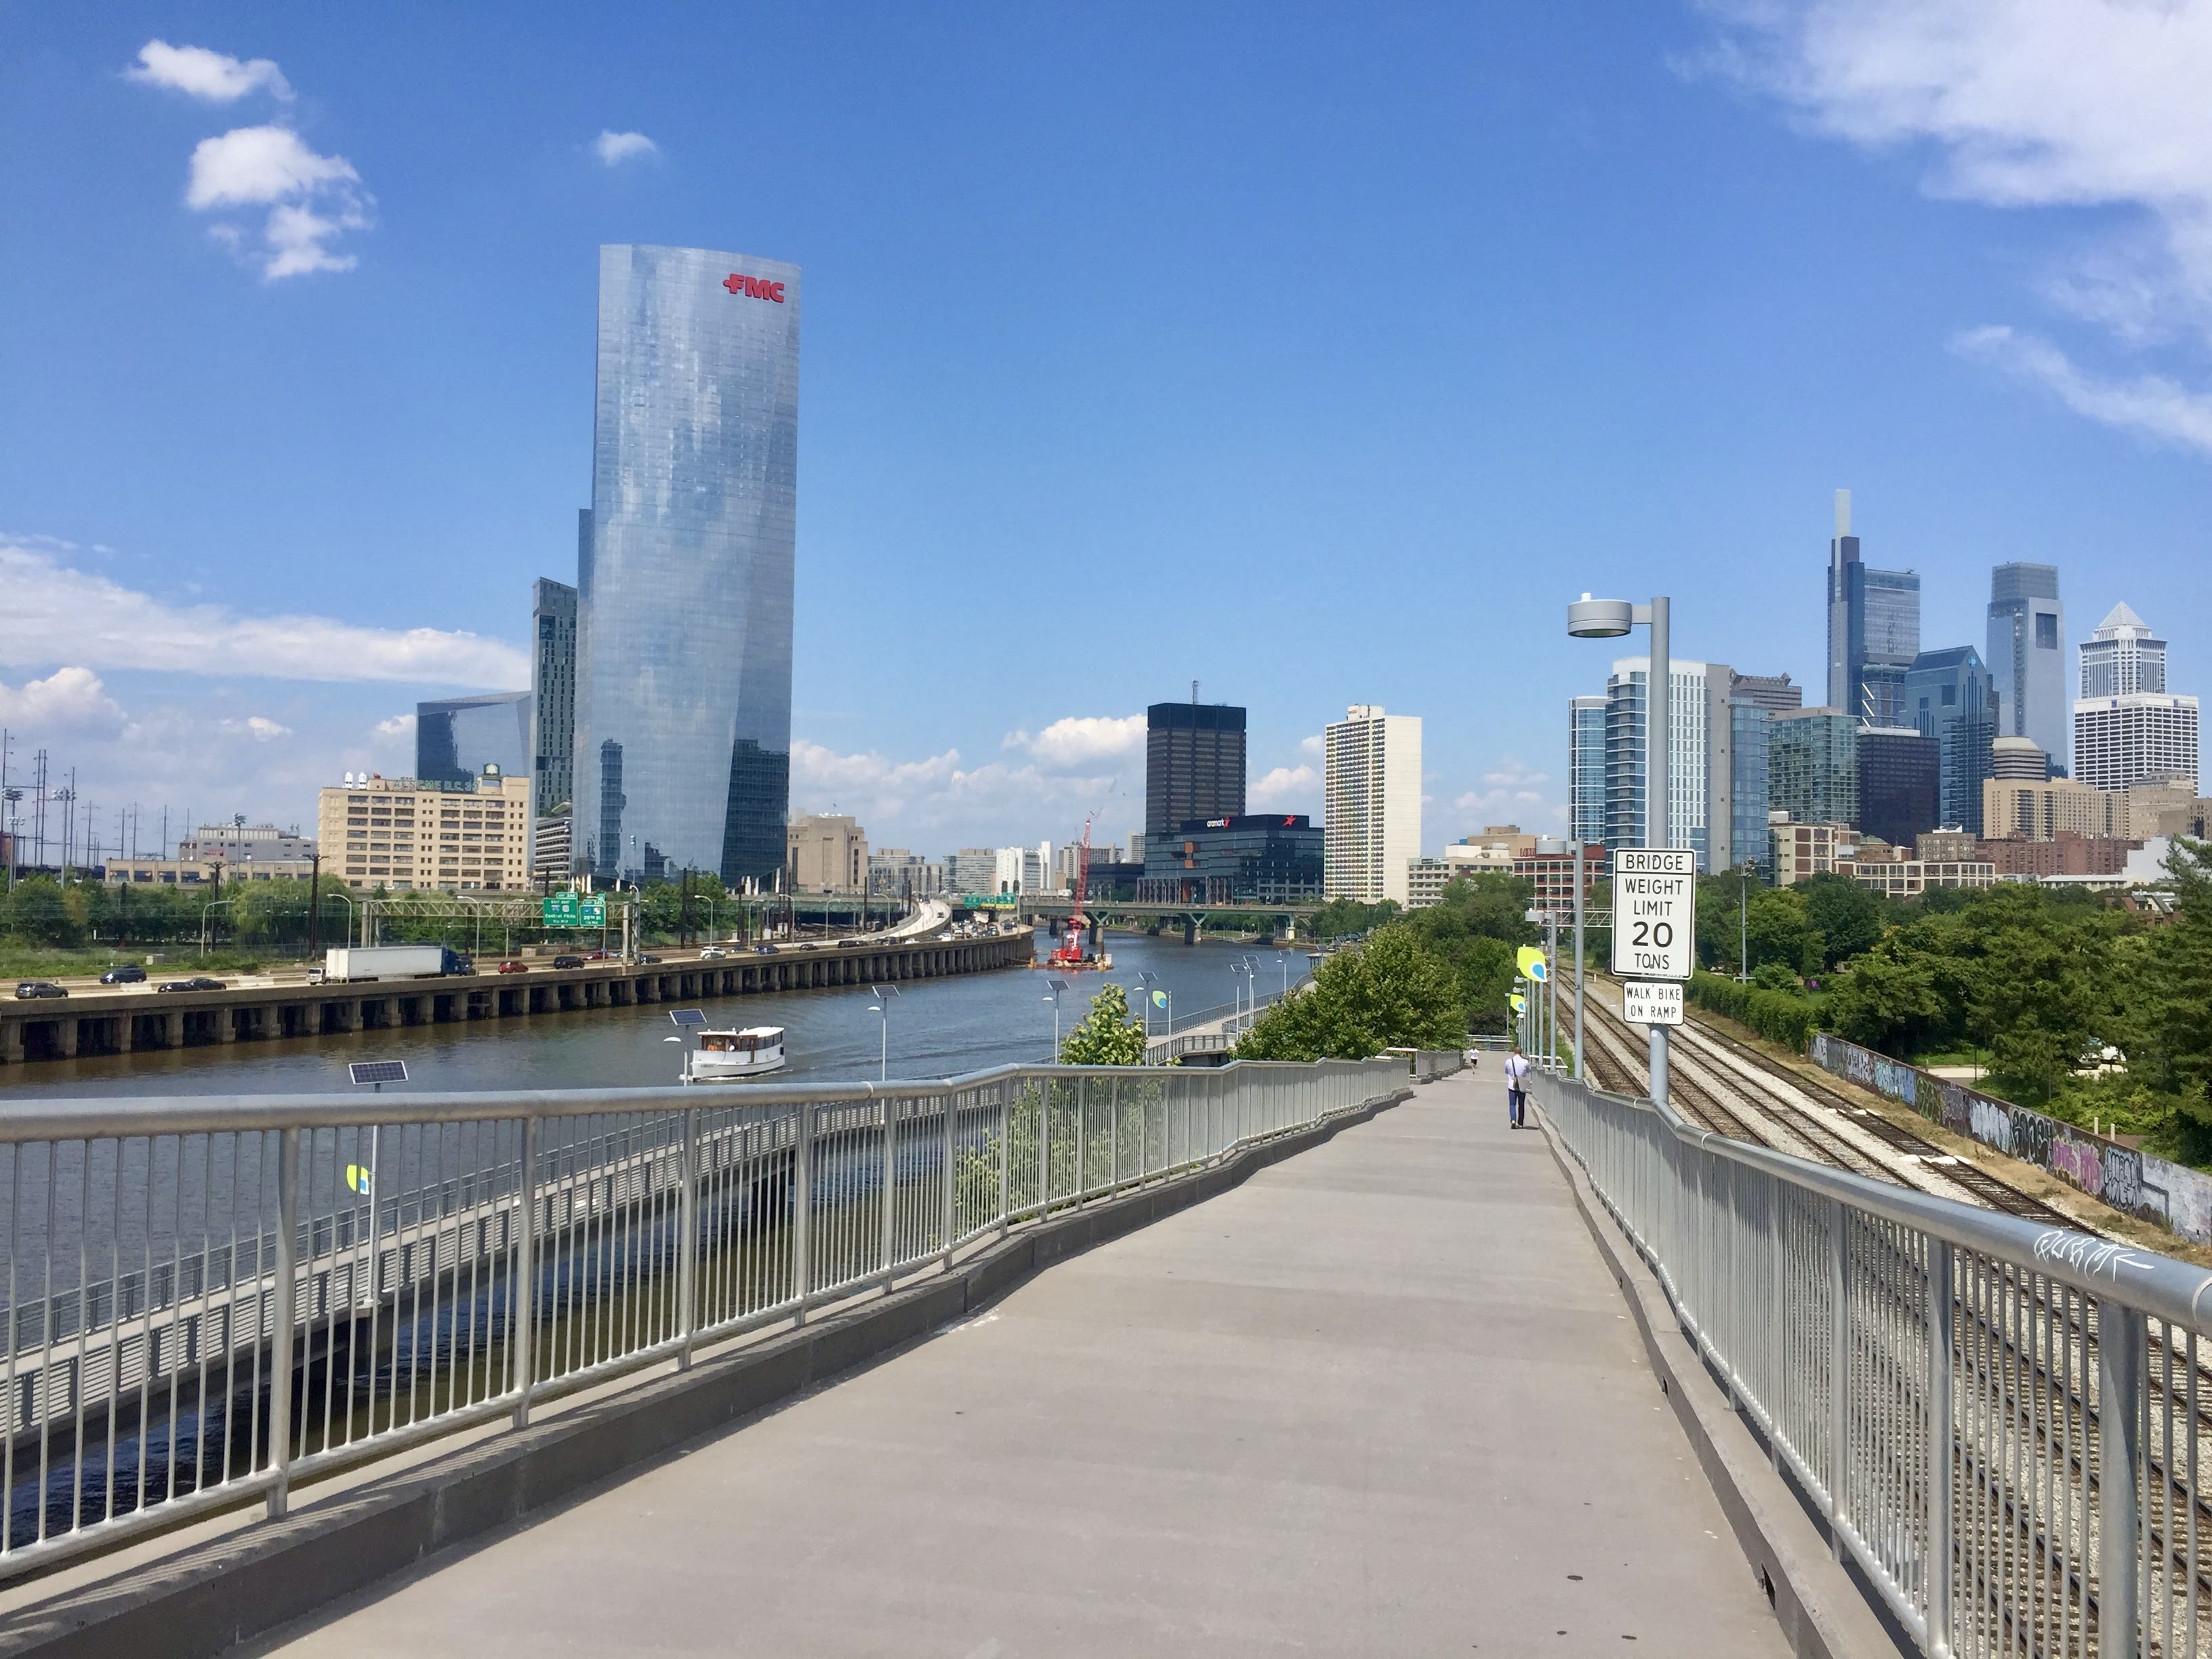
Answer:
542;893;608;928
962;893;1018;909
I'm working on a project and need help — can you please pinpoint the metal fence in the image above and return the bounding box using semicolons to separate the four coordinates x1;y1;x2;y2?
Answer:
1536;1069;2212;1659
0;1056;1404;1580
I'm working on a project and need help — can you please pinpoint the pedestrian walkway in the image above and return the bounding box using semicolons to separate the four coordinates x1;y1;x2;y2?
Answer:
262;1068;1786;1657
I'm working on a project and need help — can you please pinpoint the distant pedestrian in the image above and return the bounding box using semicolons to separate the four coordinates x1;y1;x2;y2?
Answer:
1502;1046;1532;1130
1462;1043;1480;1070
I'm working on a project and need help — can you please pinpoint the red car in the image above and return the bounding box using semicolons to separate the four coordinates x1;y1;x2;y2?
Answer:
586;949;612;960
497;960;529;975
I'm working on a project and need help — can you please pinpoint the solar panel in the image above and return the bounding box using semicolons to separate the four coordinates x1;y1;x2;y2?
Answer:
668;1008;708;1028
348;1061;409;1086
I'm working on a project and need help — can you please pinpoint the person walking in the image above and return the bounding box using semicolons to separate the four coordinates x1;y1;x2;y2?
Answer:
1502;1045;1532;1130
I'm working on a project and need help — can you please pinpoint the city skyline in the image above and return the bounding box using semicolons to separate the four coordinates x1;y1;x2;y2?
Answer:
7;11;2212;858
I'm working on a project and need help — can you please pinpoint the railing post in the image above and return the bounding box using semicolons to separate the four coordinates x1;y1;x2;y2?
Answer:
996;1085;1011;1237
1038;1082;1051;1213
882;1095;897;1273
676;1107;698;1371
941;1092;957;1259
1829;1196;1850;1561
794;1104;813;1321
1926;1240;1954;1656
1110;1080;1120;1192
2098;1297;2146;1659
512;1114;538;1427
1076;1079;1088;1203
266;1126;300;1519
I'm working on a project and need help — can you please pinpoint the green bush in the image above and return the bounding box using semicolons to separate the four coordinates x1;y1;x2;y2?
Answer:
1687;969;1819;1050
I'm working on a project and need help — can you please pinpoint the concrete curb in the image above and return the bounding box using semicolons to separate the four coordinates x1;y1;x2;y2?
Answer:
0;1088;1412;1659
1531;1110;1908;1659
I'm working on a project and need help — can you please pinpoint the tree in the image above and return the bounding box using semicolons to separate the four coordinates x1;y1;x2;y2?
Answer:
3;878;81;947
1235;924;1462;1061
1059;982;1148;1065
1800;874;1887;971
2123;840;2212;1135
1396;874;1536;1033
1307;895;1399;943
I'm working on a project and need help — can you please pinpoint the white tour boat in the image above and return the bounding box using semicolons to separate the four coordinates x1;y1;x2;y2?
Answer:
670;1010;788;1082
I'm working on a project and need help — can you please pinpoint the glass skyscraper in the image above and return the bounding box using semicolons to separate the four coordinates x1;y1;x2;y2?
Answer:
1728;695;1772;878
1906;645;1999;834
574;245;799;885
417;691;531;788
1825;491;1920;728
1770;710;1857;829
1569;695;1607;848
1986;563;2066;775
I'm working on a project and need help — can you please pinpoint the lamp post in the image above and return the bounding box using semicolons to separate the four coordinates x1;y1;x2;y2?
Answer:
1135;970;1158;1045
1044;977;1069;1061
199;898;236;958
869;983;899;1080
1568;592;1671;1109
1572;838;1586;1081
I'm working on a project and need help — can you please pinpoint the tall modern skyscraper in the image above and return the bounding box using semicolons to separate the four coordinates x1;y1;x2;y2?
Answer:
1986;563;2066;775
1905;646;1999;834
1601;659;1734;871
1769;709;1858;829
1728;693;1772;877
1568;695;1607;847
531;575;578;811
1825;490;1920;727
416;691;530;787
2080;602;2166;697
1145;700;1247;840
1323;705;1421;905
1855;727;1940;848
573;245;799;885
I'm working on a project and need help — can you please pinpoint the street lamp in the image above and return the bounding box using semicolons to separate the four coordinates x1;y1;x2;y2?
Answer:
869;983;899;1080
1568;591;1671;1108
1044;976;1069;1061
1134;970;1159;1046
199;898;237;957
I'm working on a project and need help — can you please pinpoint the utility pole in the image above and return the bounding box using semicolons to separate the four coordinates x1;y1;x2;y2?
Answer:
308;851;322;958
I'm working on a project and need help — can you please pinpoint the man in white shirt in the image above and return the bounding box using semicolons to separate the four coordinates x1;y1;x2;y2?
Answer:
1502;1046;1532;1130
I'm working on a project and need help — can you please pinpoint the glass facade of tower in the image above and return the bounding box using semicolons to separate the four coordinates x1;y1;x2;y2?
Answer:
1603;660;1712;870
1770;711;1857;828
1728;695;1771;878
1569;695;1607;848
1987;563;2067;775
1906;645;1999;834
417;691;531;788
574;245;799;885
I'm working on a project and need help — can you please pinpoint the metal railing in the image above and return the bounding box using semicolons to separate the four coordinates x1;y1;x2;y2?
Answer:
1536;1069;2212;1659
0;1056;1404;1580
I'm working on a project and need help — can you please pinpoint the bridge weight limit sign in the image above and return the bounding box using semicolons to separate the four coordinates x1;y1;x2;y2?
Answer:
1611;848;1696;981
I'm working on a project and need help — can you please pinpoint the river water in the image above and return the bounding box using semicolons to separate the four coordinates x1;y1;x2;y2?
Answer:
1;933;1309;1101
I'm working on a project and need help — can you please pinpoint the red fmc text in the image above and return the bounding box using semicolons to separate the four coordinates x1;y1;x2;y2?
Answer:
722;272;786;302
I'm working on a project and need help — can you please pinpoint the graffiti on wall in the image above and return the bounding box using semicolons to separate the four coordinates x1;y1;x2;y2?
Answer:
1809;1033;2212;1246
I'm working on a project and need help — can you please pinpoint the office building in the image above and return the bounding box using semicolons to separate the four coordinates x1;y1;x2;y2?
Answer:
1729;672;1803;715
1825;491;1920;726
1906;646;2000;834
316;769;531;892
1988;564;2068;772
1126;832;1145;865
1513;839;1607;912
2081;602;2167;698
417;692;531;790
1770;817;1852;887
949;848;998;895
531;574;578;810
2074;693;2200;793
1406;857;1450;910
1324;705;1422;903
1138;813;1324;905
574;244;800;886
1729;693;1772;877
1769;709;1858;834
1856;726;1940;849
867;849;947;901
531;814;571;882
1569;695;1607;847
176;821;317;864
1145;700;1246;842
1834;845;1997;899
1983;775;2129;841
787;813;866;893
1992;737;2048;781
105;853;316;887
2124;780;2212;840
1601;659;1734;870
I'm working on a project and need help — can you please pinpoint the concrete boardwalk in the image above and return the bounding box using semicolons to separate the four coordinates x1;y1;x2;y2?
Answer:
261;1069;1785;1658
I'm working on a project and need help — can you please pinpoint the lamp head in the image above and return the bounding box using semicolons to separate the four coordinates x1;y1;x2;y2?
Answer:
1567;594;1635;638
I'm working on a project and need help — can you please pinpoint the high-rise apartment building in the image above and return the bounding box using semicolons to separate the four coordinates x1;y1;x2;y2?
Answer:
317;769;532;892
1601;659;1734;869
531;574;578;812
1728;694;1772;878
416;692;530;790
1769;709;1858;830
1323;705;1422;904
1826;491;1920;727
2081;603;2167;698
1145;701;1246;841
574;244;799;886
1987;563;2067;774
1905;646;2000;834
1855;727;1941;848
2074;693;2200;793
1569;695;1607;848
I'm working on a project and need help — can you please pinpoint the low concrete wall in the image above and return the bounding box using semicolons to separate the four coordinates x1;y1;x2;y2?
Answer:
0;1084;1412;1659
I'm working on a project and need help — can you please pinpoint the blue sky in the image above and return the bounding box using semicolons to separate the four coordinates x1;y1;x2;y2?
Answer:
5;3;2211;859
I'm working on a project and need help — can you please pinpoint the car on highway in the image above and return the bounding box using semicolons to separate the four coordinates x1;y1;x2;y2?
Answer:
836;939;861;949
699;945;729;960
752;945;777;956
100;964;148;985
551;954;586;970
156;977;227;994
497;960;529;975
635;954;662;965
798;942;820;951
13;981;66;1000
586;949;612;961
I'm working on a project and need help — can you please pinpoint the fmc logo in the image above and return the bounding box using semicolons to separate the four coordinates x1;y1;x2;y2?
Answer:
723;272;786;303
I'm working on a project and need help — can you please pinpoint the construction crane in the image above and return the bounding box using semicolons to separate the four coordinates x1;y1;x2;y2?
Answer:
1046;815;1096;969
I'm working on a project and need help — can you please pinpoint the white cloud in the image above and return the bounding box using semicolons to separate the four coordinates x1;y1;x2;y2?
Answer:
1450;758;1565;831
594;130;660;166
1698;0;2212;445
1952;323;2212;455
1001;714;1145;771
0;539;529;687
374;714;417;741
127;41;291;103
182;125;371;277
0;668;128;736
792;733;1139;848
220;715;292;743
1250;764;1319;810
